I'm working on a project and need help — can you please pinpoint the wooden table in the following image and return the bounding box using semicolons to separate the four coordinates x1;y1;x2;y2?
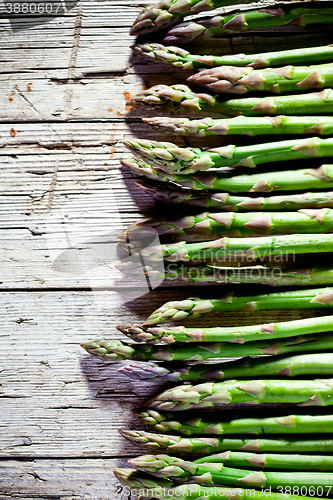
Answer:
1;1;332;498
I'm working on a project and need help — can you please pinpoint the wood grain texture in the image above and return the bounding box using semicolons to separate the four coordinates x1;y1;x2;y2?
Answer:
2;0;333;497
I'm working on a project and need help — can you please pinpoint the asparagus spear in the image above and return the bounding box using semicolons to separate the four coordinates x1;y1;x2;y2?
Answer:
129;454;333;490
81;332;333;362
118;314;333;344
119;259;333;287
119;234;333;264
144;288;333;324
124;137;333;174
187;63;333;95
194;450;333;471
118;352;333;382
132;409;333;436
121;209;333;239
144;115;333;137
130;0;257;36
137;179;333;212
146;378;333;411
113;467;172;488
129;85;333;115
114;472;323;500
163;5;333;44
136;43;333;69
124;157;333;193
120;429;333;454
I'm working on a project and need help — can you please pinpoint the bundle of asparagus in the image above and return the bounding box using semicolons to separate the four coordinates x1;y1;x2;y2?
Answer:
163;4;333;44
130;0;251;36
115;8;333;499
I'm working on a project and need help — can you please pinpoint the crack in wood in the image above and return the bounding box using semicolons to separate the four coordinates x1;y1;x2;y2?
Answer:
65;5;83;119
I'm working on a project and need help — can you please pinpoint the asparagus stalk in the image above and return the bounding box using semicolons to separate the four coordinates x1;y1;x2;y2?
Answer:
118;352;333;382
121;209;333;239
119;234;333;264
81;332;333;362
146;378;333;411
194;450;333;471
137;179;333;212
132;409;333;436
144;115;333;137
118;259;333;287
124;157;333;193
136;43;333;69
130;0;258;36
113;467;172;488
114;472;324;500
124;137;333;174
163;5;333;44
129;85;333;116
144;288;333;324
168;263;333;286
120;428;333;454
187;63;333;95
118;314;333;344
129;454;333;490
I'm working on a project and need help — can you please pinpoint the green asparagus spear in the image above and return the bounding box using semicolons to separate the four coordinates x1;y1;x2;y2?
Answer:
124;157;333;193
187;63;333;95
118;352;333;382
120;429;333;454
194;450;333;471
81;332;333;362
137;179;333;212
147;378;333;411
129;454;333;490
144;115;333;137
121;209;333;239
130;0;256;36
118;314;333;344
144;288;333;324
114;472;323;500
136;43;333;69
163;5;333;44
119;234;333;264
124;137;333;174
129;85;333;115
132;409;333;436
113;467;172;488
117;259;333;287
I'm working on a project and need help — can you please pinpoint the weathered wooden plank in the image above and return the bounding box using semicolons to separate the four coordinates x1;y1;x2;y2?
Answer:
0;290;324;458
0;458;130;500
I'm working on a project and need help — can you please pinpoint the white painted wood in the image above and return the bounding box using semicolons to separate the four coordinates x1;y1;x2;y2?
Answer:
0;459;131;499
